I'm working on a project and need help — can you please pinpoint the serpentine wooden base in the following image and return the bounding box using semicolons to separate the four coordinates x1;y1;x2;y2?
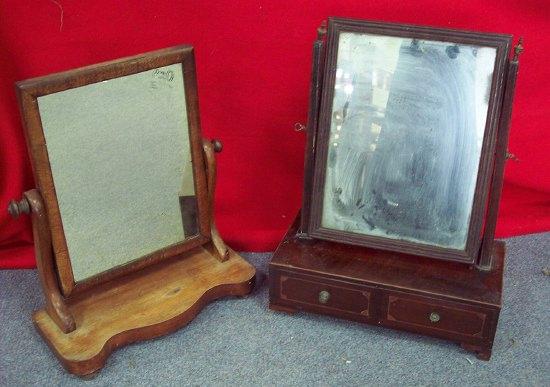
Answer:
33;245;255;376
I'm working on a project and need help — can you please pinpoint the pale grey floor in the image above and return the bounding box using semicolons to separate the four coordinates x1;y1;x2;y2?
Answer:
0;233;549;386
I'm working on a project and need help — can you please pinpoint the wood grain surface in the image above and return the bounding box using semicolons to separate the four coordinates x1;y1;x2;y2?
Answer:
34;246;255;375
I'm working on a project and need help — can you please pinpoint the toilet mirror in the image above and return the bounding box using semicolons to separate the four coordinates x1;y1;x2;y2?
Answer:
307;19;511;263
16;46;209;295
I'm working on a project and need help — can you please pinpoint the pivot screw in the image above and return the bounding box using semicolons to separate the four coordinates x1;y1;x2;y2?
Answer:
8;198;30;218
212;139;223;153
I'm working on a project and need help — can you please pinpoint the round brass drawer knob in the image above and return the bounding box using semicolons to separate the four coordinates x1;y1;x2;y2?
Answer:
318;290;330;304
429;312;440;323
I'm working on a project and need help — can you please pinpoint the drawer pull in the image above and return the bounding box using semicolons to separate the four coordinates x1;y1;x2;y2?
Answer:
318;290;330;304
429;312;440;323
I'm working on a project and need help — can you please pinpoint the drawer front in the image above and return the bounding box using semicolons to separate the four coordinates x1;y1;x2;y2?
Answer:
385;294;488;338
279;275;370;317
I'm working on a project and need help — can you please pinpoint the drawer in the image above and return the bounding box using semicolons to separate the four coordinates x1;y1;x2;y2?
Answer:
385;294;488;338
279;275;370;317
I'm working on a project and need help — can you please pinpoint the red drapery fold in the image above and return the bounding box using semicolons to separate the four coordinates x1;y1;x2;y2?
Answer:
1;1;548;268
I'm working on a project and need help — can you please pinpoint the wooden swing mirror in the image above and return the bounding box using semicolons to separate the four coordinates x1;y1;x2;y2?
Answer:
9;46;255;376
270;18;522;360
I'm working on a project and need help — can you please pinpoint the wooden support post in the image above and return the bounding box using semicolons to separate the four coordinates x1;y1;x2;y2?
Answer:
299;21;327;236
9;190;76;333
202;138;229;262
478;39;522;270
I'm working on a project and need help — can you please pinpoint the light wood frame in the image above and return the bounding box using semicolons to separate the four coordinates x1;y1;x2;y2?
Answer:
16;46;211;296
10;46;256;376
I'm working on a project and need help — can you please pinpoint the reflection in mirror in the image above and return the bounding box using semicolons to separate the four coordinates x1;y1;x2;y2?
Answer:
37;64;197;281
322;33;496;249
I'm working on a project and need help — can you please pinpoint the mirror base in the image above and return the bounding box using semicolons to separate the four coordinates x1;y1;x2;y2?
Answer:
33;246;255;376
269;213;504;361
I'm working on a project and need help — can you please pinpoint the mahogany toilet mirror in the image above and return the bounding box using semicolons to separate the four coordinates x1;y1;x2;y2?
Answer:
269;18;522;360
9;46;255;376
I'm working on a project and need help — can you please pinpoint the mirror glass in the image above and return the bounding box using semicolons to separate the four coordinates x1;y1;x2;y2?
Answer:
37;64;197;281
322;32;496;250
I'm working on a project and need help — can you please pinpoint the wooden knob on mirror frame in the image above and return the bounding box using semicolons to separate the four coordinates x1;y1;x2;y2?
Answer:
8;198;30;219
211;139;223;153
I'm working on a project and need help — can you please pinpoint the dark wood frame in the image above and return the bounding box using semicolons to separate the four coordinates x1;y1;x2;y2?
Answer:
16;46;211;297
303;18;512;264
272;19;521;360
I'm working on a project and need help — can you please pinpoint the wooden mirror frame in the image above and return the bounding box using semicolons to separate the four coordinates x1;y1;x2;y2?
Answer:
9;46;256;376
301;18;513;265
15;46;210;297
269;19;521;362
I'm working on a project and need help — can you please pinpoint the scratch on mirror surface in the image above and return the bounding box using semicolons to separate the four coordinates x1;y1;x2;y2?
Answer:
322;33;497;250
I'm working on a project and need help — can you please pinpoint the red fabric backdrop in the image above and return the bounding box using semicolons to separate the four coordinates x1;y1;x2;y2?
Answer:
0;1;549;268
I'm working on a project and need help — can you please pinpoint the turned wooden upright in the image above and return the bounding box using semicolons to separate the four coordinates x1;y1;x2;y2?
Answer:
9;139;256;376
270;21;522;361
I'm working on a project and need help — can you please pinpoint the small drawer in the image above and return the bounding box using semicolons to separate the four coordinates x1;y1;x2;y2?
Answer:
279;275;370;317
386;295;488;337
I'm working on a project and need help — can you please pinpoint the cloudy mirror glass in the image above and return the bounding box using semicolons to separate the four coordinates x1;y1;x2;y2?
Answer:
321;32;496;250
